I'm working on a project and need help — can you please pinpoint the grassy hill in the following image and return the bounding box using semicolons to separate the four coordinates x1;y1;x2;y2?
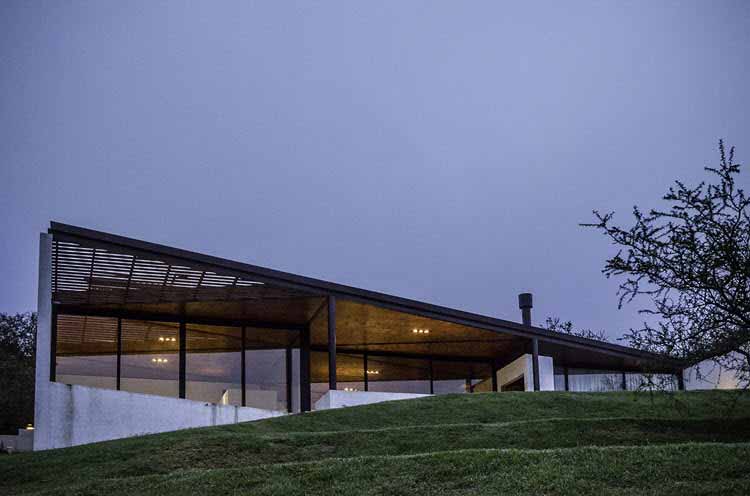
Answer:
3;390;750;495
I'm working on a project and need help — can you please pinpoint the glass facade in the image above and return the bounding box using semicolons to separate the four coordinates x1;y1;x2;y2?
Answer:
55;315;118;390
310;351;330;405
336;353;365;392
245;349;288;411
121;320;180;397
53;315;299;409
246;328;297;412
366;355;431;394
186;324;242;405
309;352;493;396
52;311;677;413
553;367;678;392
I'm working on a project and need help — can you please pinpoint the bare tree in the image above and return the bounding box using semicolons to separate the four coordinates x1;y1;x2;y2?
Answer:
545;317;608;342
583;141;750;387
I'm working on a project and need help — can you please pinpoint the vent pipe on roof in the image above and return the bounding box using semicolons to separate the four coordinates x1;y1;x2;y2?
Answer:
518;293;533;326
519;292;541;391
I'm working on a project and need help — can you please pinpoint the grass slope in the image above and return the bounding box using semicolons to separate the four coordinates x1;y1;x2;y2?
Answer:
3;390;750;495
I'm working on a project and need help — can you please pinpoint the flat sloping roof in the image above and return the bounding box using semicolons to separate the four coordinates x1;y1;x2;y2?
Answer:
48;221;684;369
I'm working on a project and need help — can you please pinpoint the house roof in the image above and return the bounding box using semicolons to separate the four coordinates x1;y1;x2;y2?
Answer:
48;221;685;371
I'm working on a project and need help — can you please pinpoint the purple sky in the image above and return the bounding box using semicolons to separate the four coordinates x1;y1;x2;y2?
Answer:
1;2;749;342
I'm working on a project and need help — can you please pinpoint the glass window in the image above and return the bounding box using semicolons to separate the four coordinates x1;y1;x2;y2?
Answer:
338;353;365;392
245;349;287;411
55;315;118;390
121;320;179;397
366;355;431;394
186;324;242;405
310;351;330;406
561;368;625;392
432;360;492;394
244;327;295;412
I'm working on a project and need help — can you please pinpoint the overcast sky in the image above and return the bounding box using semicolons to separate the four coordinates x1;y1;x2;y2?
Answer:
1;1;748;341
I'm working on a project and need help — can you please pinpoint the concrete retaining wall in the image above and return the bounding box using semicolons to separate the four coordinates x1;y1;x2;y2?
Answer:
314;390;429;410
34;382;284;450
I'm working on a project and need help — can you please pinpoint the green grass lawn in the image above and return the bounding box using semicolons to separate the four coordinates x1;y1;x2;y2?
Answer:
2;390;749;495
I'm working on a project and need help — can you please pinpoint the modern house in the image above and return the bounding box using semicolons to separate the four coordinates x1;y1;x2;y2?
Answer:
33;223;686;450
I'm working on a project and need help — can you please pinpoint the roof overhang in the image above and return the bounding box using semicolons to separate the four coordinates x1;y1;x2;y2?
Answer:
48;221;686;372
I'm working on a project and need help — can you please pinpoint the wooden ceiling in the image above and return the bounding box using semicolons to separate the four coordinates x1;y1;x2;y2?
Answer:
311;299;519;361
310;351;493;383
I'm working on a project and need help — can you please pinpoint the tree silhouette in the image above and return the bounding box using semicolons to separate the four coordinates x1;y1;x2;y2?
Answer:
584;141;749;386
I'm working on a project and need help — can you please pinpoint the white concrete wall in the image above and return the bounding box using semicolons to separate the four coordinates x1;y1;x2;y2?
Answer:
314;390;429;410
33;233;53;451
35;382;284;450
56;375;284;411
497;354;555;391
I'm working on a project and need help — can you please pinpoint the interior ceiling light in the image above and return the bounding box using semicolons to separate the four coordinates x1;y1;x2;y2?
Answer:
158;337;177;342
366;369;380;375
412;328;430;334
151;357;168;364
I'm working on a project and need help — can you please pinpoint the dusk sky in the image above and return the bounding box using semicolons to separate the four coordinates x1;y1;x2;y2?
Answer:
2;1;748;341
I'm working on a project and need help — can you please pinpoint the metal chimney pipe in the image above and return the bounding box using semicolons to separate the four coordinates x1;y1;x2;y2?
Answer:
519;292;540;391
518;293;533;326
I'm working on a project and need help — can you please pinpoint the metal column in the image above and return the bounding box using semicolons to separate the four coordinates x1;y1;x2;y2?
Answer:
49;306;58;382
241;326;246;407
286;347;293;412
491;363;498;392
327;296;337;390
116;317;122;390
531;338;540;391
178;320;186;399
677;369;685;391
429;357;434;394
300;326;311;412
363;351;369;392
